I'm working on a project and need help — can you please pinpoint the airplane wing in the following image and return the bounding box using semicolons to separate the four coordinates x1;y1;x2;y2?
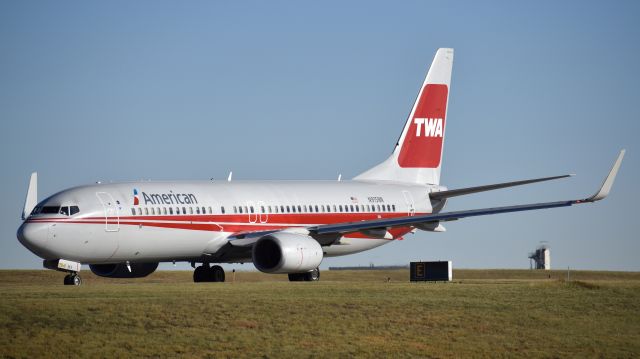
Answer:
228;150;623;246
308;150;625;236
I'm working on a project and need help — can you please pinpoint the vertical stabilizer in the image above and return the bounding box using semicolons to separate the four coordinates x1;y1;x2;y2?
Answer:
354;48;453;184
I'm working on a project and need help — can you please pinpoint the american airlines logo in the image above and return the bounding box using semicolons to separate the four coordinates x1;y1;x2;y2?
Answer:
413;118;443;137
136;190;199;206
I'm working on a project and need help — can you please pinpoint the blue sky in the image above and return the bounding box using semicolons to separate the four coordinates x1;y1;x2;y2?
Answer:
1;1;639;271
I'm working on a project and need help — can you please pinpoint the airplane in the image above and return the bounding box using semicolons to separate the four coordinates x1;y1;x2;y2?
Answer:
17;48;625;285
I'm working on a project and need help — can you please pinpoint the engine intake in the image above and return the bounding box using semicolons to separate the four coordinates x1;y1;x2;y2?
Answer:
252;232;323;274
89;262;158;278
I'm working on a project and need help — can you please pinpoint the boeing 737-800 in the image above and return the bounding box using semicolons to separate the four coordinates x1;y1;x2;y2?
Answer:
17;48;624;285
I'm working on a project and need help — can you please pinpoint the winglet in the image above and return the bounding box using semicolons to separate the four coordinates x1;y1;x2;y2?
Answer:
22;172;38;220
585;150;625;202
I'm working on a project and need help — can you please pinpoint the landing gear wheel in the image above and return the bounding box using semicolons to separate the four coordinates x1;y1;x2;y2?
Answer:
210;265;225;282
193;265;208;283
288;273;304;281
304;268;320;282
64;273;82;286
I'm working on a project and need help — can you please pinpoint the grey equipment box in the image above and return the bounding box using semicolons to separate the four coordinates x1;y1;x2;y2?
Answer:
410;261;452;282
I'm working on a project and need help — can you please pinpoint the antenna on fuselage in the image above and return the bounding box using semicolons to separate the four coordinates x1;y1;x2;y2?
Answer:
228;171;233;182
338;174;342;182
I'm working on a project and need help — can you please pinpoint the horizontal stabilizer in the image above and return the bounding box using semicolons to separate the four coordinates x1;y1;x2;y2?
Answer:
430;174;573;201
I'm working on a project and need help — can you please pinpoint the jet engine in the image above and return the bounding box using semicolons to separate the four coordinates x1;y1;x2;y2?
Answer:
252;232;323;274
89;262;159;278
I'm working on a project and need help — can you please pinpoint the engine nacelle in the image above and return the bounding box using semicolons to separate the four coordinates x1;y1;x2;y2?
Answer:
89;262;158;278
252;232;323;274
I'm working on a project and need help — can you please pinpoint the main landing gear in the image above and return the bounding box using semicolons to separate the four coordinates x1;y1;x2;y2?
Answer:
288;267;320;282
63;273;82;286
193;264;225;283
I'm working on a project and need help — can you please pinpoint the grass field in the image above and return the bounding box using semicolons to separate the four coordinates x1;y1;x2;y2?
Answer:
1;269;639;358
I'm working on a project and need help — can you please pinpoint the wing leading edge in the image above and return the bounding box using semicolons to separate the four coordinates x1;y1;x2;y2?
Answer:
309;150;625;236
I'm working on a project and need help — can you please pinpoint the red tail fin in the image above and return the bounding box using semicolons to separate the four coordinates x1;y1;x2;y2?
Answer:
355;48;453;184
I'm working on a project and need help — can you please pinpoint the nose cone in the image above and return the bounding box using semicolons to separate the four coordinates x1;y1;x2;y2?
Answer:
17;222;51;259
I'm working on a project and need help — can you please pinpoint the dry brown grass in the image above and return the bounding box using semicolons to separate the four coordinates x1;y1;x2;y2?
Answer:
1;269;639;358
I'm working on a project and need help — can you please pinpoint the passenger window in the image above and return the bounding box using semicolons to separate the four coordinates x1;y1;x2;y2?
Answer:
304;205;308;212
339;205;343;212
286;206;290;213
268;206;272;213
350;205;354;212
314;205;319;212
387;205;391;212
138;208;142;215
326;205;330;213
144;208;149;215
169;207;174;215
333;205;337;212
189;207;193;214
250;206;254;214
377;204;381;211
70;206;80;215
221;206;225;214
196;207;200;214
151;208;155;215
261;206;265;213
175;207;180;215
163;207;167;215
308;205;313;213
233;206;237;214
239;206;243;214
131;208;136;216
292;206;297;213
392;204;396;212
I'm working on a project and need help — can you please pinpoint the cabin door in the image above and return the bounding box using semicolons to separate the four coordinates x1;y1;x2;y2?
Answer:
96;192;120;232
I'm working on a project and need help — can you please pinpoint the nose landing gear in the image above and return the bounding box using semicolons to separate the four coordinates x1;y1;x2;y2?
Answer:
193;264;225;283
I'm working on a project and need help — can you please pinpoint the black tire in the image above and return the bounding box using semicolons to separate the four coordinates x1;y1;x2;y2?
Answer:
63;274;72;285
304;268;320;282
193;266;207;282
288;273;303;281
210;265;225;282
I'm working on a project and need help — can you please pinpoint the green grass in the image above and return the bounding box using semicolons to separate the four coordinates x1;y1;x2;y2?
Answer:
1;269;639;358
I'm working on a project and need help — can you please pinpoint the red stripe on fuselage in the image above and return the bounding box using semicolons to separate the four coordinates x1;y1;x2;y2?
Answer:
26;212;423;240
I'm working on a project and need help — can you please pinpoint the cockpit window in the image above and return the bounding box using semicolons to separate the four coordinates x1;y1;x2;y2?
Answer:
59;206;69;216
41;206;60;214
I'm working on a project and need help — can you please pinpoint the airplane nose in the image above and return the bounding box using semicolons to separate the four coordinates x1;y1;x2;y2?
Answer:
17;222;50;258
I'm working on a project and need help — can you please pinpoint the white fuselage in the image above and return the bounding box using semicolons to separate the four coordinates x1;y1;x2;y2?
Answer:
18;180;440;265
